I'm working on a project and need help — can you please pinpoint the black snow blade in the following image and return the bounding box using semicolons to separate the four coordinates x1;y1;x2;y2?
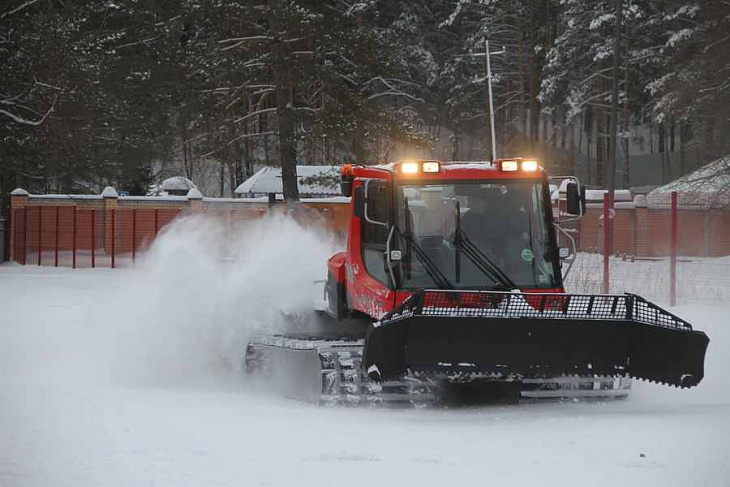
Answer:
363;290;709;388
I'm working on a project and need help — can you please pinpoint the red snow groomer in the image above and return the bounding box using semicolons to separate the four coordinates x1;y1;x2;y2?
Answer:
245;159;709;404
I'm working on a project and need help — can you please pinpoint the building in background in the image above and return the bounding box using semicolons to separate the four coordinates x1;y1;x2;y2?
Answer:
235;166;341;199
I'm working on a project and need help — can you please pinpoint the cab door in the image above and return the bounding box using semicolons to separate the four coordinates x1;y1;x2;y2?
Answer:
346;180;397;319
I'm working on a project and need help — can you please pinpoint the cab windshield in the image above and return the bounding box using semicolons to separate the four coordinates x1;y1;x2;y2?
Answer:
396;181;559;290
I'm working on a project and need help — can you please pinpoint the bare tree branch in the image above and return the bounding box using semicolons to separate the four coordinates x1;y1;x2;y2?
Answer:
219;36;274;52
199;131;277;158
0;0;39;20
0;92;58;126
232;107;276;124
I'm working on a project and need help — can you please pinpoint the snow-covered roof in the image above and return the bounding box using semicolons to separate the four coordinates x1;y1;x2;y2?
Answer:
235;165;341;197
628;185;659;196
585;189;632;203
186;188;203;199
647;155;730;209
101;186;118;198
161;176;197;192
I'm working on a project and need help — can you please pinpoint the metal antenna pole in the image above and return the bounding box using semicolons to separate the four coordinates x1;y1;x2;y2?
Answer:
485;39;497;162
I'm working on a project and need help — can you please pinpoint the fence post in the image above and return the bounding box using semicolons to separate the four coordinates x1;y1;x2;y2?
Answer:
55;206;59;267
12;209;20;264
91;209;96;268
111;208;116;269
72;206;77;269
38;206;42;266
132;208;137;263
102;186;118;265
187;188;203;212
154;208;159;236
670;191;678;306
24;205;28;265
603;193;610;294
9;189;29;263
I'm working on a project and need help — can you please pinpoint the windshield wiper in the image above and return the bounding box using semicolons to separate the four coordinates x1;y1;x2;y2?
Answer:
453;201;518;290
402;199;453;290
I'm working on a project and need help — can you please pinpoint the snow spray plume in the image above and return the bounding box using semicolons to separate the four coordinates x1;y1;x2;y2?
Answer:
101;212;340;385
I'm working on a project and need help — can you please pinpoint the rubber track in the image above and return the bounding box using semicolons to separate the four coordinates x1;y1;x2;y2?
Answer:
246;335;438;406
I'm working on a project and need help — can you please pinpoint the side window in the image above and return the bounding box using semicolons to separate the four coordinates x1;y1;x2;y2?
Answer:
362;182;390;286
362;183;389;245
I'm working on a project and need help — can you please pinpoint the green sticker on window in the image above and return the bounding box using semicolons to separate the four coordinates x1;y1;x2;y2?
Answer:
521;248;534;262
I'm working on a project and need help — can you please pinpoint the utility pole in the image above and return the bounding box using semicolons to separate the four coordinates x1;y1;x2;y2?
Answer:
608;0;623;201
461;42;505;162
607;0;623;255
485;39;498;161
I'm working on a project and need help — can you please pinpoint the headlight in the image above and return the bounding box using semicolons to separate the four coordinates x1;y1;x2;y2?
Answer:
422;161;440;173
501;160;519;172
401;161;419;174
521;160;538;171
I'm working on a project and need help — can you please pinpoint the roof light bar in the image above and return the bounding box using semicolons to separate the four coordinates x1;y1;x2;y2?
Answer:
498;158;540;172
398;160;442;174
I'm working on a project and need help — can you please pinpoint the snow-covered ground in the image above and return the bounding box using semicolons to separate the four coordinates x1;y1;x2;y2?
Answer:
1;215;729;487
566;253;730;306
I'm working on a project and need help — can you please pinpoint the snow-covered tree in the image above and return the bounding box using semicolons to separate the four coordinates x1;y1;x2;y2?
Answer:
215;0;430;202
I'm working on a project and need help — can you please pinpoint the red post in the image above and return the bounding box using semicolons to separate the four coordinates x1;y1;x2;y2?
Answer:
55;206;59;267
602;193;610;294
72;206;77;269
23;208;27;265
18;208;27;265
11;209;18;264
132;208;137;262
38;206;42;266
154;208;159;236
91;209;96;268
111;209;116;269
670;191;678;306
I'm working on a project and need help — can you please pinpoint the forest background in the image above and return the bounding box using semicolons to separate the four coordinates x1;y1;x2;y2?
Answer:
1;0;728;201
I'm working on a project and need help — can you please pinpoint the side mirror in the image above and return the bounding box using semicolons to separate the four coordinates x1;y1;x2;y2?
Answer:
353;185;365;218
566;183;585;215
341;180;353;197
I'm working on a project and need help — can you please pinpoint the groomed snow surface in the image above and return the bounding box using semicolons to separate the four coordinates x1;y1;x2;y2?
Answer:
1;215;729;487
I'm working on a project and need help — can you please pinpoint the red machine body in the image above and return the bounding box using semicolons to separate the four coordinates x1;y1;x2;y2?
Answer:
326;160;562;321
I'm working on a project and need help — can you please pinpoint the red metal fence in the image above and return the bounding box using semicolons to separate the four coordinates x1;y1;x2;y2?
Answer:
564;190;730;305
8;191;351;269
7;188;730;305
11;206;275;269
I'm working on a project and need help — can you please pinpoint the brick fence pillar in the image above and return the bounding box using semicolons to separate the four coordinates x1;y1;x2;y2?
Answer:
102;186;118;254
633;195;649;258
9;188;29;262
704;210;715;256
187;188;203;211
